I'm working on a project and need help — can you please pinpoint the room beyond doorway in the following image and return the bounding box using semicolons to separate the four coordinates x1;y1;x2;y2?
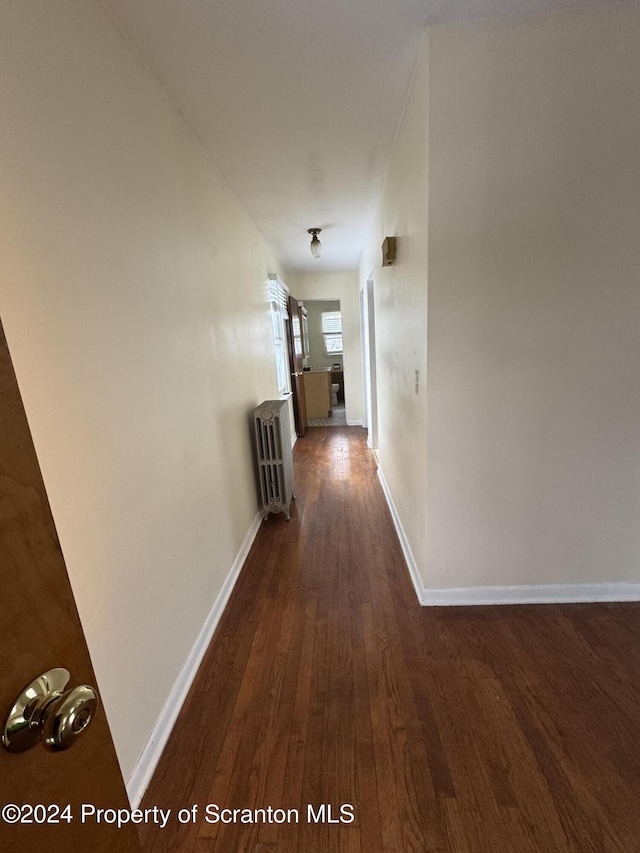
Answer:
300;299;345;428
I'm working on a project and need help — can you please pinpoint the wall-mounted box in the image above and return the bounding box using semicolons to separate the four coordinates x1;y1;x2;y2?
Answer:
382;236;397;266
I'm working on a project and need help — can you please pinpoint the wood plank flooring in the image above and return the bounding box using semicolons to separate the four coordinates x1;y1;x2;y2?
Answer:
139;427;640;852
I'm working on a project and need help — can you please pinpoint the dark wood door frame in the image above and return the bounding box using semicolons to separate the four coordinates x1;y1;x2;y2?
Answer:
287;296;307;437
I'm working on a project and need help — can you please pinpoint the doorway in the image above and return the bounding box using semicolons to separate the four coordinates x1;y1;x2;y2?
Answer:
360;274;379;453
299;299;346;427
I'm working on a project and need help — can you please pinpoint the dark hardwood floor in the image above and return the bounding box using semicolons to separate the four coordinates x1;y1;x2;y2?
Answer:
140;427;640;852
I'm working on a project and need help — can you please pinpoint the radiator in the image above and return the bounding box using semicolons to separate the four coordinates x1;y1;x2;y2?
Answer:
253;399;295;520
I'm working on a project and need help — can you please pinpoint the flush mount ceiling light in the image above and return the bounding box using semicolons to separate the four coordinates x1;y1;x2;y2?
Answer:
307;228;322;259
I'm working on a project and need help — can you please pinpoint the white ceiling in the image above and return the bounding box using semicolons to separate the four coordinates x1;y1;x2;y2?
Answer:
103;0;627;272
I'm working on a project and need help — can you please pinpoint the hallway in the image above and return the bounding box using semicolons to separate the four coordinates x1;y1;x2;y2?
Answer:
140;428;640;852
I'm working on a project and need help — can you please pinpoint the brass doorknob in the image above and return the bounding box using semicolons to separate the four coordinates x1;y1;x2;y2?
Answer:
2;668;98;753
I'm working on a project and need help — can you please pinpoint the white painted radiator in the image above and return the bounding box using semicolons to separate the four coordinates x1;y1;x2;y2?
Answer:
253;399;295;520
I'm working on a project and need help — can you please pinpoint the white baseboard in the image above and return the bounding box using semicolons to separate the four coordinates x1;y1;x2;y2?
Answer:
377;467;424;605
126;509;263;808
377;467;640;608
422;582;640;606
347;419;363;426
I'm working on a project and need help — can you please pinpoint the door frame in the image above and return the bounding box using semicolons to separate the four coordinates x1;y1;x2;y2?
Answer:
286;295;307;437
360;271;379;452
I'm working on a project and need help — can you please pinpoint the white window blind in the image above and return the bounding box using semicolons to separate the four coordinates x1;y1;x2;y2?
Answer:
321;311;342;334
322;310;343;355
269;275;290;397
271;277;289;318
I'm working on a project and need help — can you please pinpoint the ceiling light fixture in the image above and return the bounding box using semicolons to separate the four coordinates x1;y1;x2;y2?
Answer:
307;228;322;259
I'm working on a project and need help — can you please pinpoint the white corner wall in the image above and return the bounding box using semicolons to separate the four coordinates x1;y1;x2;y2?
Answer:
359;36;430;580
362;5;640;599
427;6;640;590
291;272;364;425
0;1;286;783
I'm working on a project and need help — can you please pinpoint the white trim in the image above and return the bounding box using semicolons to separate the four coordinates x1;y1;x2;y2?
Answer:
347;419;363;426
422;582;640;607
126;509;263;808
291;431;298;449
377;467;640;608
377;467;425;605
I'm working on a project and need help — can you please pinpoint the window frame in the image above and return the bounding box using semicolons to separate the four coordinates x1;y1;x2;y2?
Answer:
321;310;343;356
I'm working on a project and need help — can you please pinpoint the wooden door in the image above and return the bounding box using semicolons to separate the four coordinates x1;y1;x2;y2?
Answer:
0;319;141;853
287;296;307;437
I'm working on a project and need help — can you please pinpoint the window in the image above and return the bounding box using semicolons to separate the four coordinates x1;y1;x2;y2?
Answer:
322;310;343;355
269;275;290;397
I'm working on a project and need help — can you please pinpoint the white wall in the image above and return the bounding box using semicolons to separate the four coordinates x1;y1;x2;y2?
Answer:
427;6;640;589
359;36;430;578
0;0;286;781
362;5;640;594
291;272;364;424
